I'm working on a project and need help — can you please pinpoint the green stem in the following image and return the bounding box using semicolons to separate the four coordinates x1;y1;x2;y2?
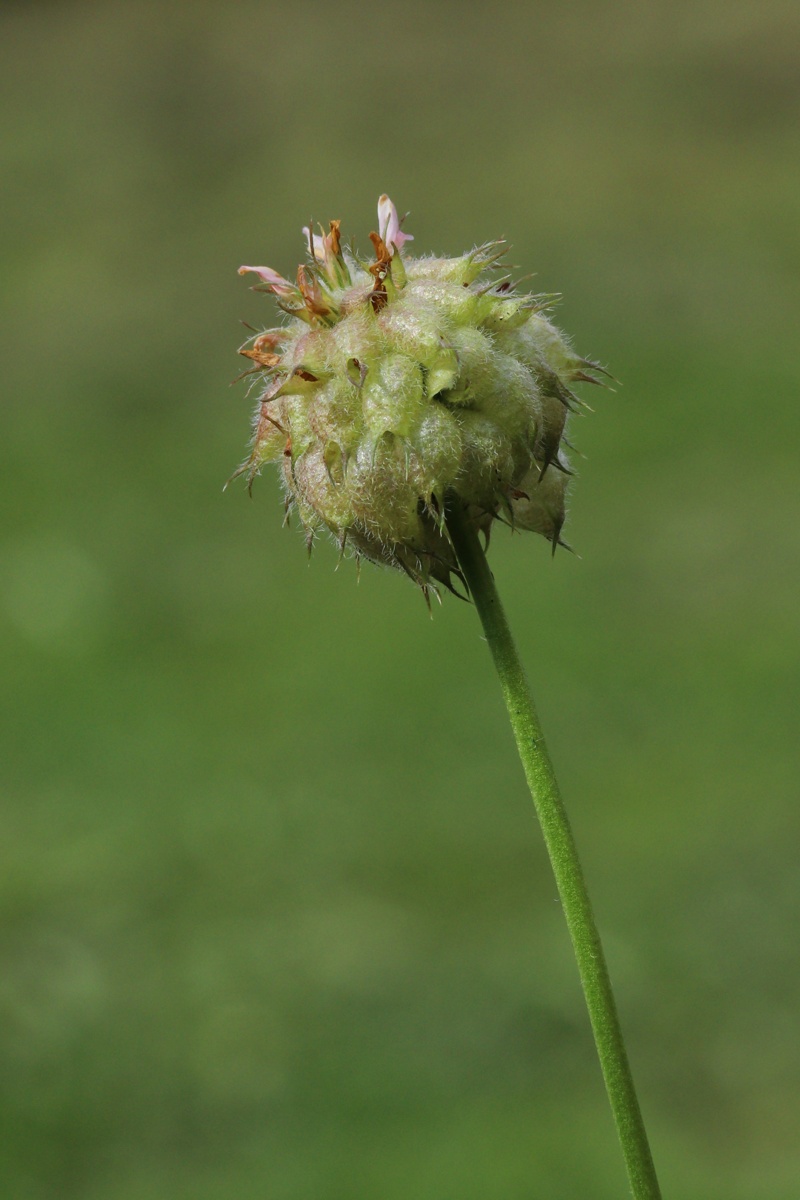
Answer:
445;496;662;1200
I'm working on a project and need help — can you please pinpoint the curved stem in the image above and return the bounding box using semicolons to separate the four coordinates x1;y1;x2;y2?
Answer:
445;497;662;1200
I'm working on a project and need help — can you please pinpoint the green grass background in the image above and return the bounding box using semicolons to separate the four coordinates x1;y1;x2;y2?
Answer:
2;2;799;1196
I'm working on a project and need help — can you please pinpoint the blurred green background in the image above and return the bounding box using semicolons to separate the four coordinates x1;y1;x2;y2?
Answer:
2;2;799;1197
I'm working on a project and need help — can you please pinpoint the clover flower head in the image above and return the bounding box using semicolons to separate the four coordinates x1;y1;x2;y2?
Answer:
234;196;607;599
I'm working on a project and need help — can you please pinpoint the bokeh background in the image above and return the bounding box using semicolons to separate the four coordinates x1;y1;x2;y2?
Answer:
2;2;799;1197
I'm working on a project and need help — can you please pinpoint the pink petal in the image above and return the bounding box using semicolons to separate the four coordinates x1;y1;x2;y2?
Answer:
238;265;297;297
377;194;413;254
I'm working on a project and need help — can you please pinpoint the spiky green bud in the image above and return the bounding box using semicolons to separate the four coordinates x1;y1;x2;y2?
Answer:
234;196;606;595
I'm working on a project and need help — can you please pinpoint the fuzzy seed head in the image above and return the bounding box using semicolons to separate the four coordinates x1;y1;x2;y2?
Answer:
234;196;606;595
